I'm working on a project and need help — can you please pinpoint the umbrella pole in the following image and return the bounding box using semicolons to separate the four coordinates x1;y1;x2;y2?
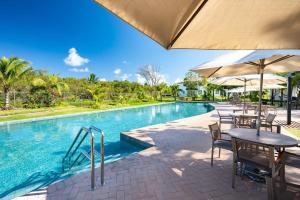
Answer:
243;79;246;114
257;60;265;136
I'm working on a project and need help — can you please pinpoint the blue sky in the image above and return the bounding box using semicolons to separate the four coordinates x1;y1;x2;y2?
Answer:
0;0;231;83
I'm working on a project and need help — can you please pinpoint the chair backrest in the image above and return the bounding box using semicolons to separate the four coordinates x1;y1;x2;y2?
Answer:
208;123;221;141
237;116;252;128
254;105;269;116
264;106;269;116
266;147;300;200
232;138;276;169
266;113;276;124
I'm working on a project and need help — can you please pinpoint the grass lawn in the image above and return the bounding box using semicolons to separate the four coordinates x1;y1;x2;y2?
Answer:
0;101;169;122
285;128;300;140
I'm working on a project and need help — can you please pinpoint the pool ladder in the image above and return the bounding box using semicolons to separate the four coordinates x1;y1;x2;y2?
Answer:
62;126;104;189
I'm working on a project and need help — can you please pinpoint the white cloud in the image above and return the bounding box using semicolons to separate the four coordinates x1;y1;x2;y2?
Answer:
159;74;167;84
121;73;132;80
64;48;89;67
136;74;146;84
122;60;128;64
70;67;89;73
174;78;183;84
114;68;122;75
99;78;106;81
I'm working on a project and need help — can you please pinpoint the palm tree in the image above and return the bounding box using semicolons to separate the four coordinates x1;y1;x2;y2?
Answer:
0;57;31;109
170;84;184;101
32;75;69;96
88;73;98;84
155;83;167;101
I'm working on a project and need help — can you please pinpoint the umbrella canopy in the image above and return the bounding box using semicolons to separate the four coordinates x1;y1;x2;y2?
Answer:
191;50;300;77
95;0;300;49
210;74;286;114
228;84;285;93
192;50;300;135
210;74;287;86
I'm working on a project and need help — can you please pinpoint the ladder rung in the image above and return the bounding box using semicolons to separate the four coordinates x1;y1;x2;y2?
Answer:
81;150;91;161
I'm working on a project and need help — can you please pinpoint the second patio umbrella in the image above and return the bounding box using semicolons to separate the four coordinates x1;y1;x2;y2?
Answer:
210;74;287;114
228;84;285;93
192;50;300;135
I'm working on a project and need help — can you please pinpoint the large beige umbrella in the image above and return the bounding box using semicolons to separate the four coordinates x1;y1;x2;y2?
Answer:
192;50;300;135
211;74;286;86
228;84;285;93
210;74;287;113
95;0;300;49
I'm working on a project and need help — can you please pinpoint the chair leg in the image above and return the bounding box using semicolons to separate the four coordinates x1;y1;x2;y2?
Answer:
241;163;245;180
211;146;214;167
270;124;273;132
218;147;221;158
232;161;237;188
266;177;274;200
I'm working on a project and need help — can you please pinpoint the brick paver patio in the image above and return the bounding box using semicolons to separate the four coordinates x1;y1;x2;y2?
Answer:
15;104;300;200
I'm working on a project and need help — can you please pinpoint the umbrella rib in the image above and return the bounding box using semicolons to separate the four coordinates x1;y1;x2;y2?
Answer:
236;78;247;82
208;66;222;78
265;55;295;66
277;78;286;84
244;61;260;66
167;0;209;49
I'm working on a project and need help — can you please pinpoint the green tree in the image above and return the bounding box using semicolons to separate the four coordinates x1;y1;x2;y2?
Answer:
183;72;201;100
170;84;184;101
0;56;32;109
30;75;69;106
155;83;167;101
88;73;98;84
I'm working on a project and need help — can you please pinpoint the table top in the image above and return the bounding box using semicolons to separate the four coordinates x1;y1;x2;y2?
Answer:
228;128;298;147
230;113;258;117
216;107;243;111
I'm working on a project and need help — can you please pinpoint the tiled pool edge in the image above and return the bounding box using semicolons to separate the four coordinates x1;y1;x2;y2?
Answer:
120;108;216;149
121;132;155;149
0;102;173;127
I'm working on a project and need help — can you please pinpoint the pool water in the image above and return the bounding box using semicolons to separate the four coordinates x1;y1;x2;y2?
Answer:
0;102;214;199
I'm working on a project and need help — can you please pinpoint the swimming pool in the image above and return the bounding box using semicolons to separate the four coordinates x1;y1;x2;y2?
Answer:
0;102;214;199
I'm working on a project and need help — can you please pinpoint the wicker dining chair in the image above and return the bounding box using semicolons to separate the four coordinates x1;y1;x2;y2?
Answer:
261;113;277;132
266;146;300;200
216;110;234;130
255;105;269;117
208;122;232;167
236;116;254;128
231;138;284;189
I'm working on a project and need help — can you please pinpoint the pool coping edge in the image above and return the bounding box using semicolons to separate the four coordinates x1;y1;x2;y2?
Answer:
0;102;174;126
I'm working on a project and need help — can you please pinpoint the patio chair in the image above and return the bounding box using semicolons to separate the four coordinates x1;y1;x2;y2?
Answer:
208;122;232;167
255;105;269;117
266;146;300;200
231;138;284;189
217;110;234;130
261;113;277;132
236;116;254;128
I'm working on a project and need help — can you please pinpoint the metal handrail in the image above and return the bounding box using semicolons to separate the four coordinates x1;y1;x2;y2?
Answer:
62;126;104;189
89;126;104;186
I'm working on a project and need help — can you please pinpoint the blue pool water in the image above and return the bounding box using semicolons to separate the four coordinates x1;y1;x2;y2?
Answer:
0;102;214;199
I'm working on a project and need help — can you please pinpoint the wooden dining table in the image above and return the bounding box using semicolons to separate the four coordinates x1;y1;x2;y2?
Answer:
227;128;298;148
228;128;298;186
